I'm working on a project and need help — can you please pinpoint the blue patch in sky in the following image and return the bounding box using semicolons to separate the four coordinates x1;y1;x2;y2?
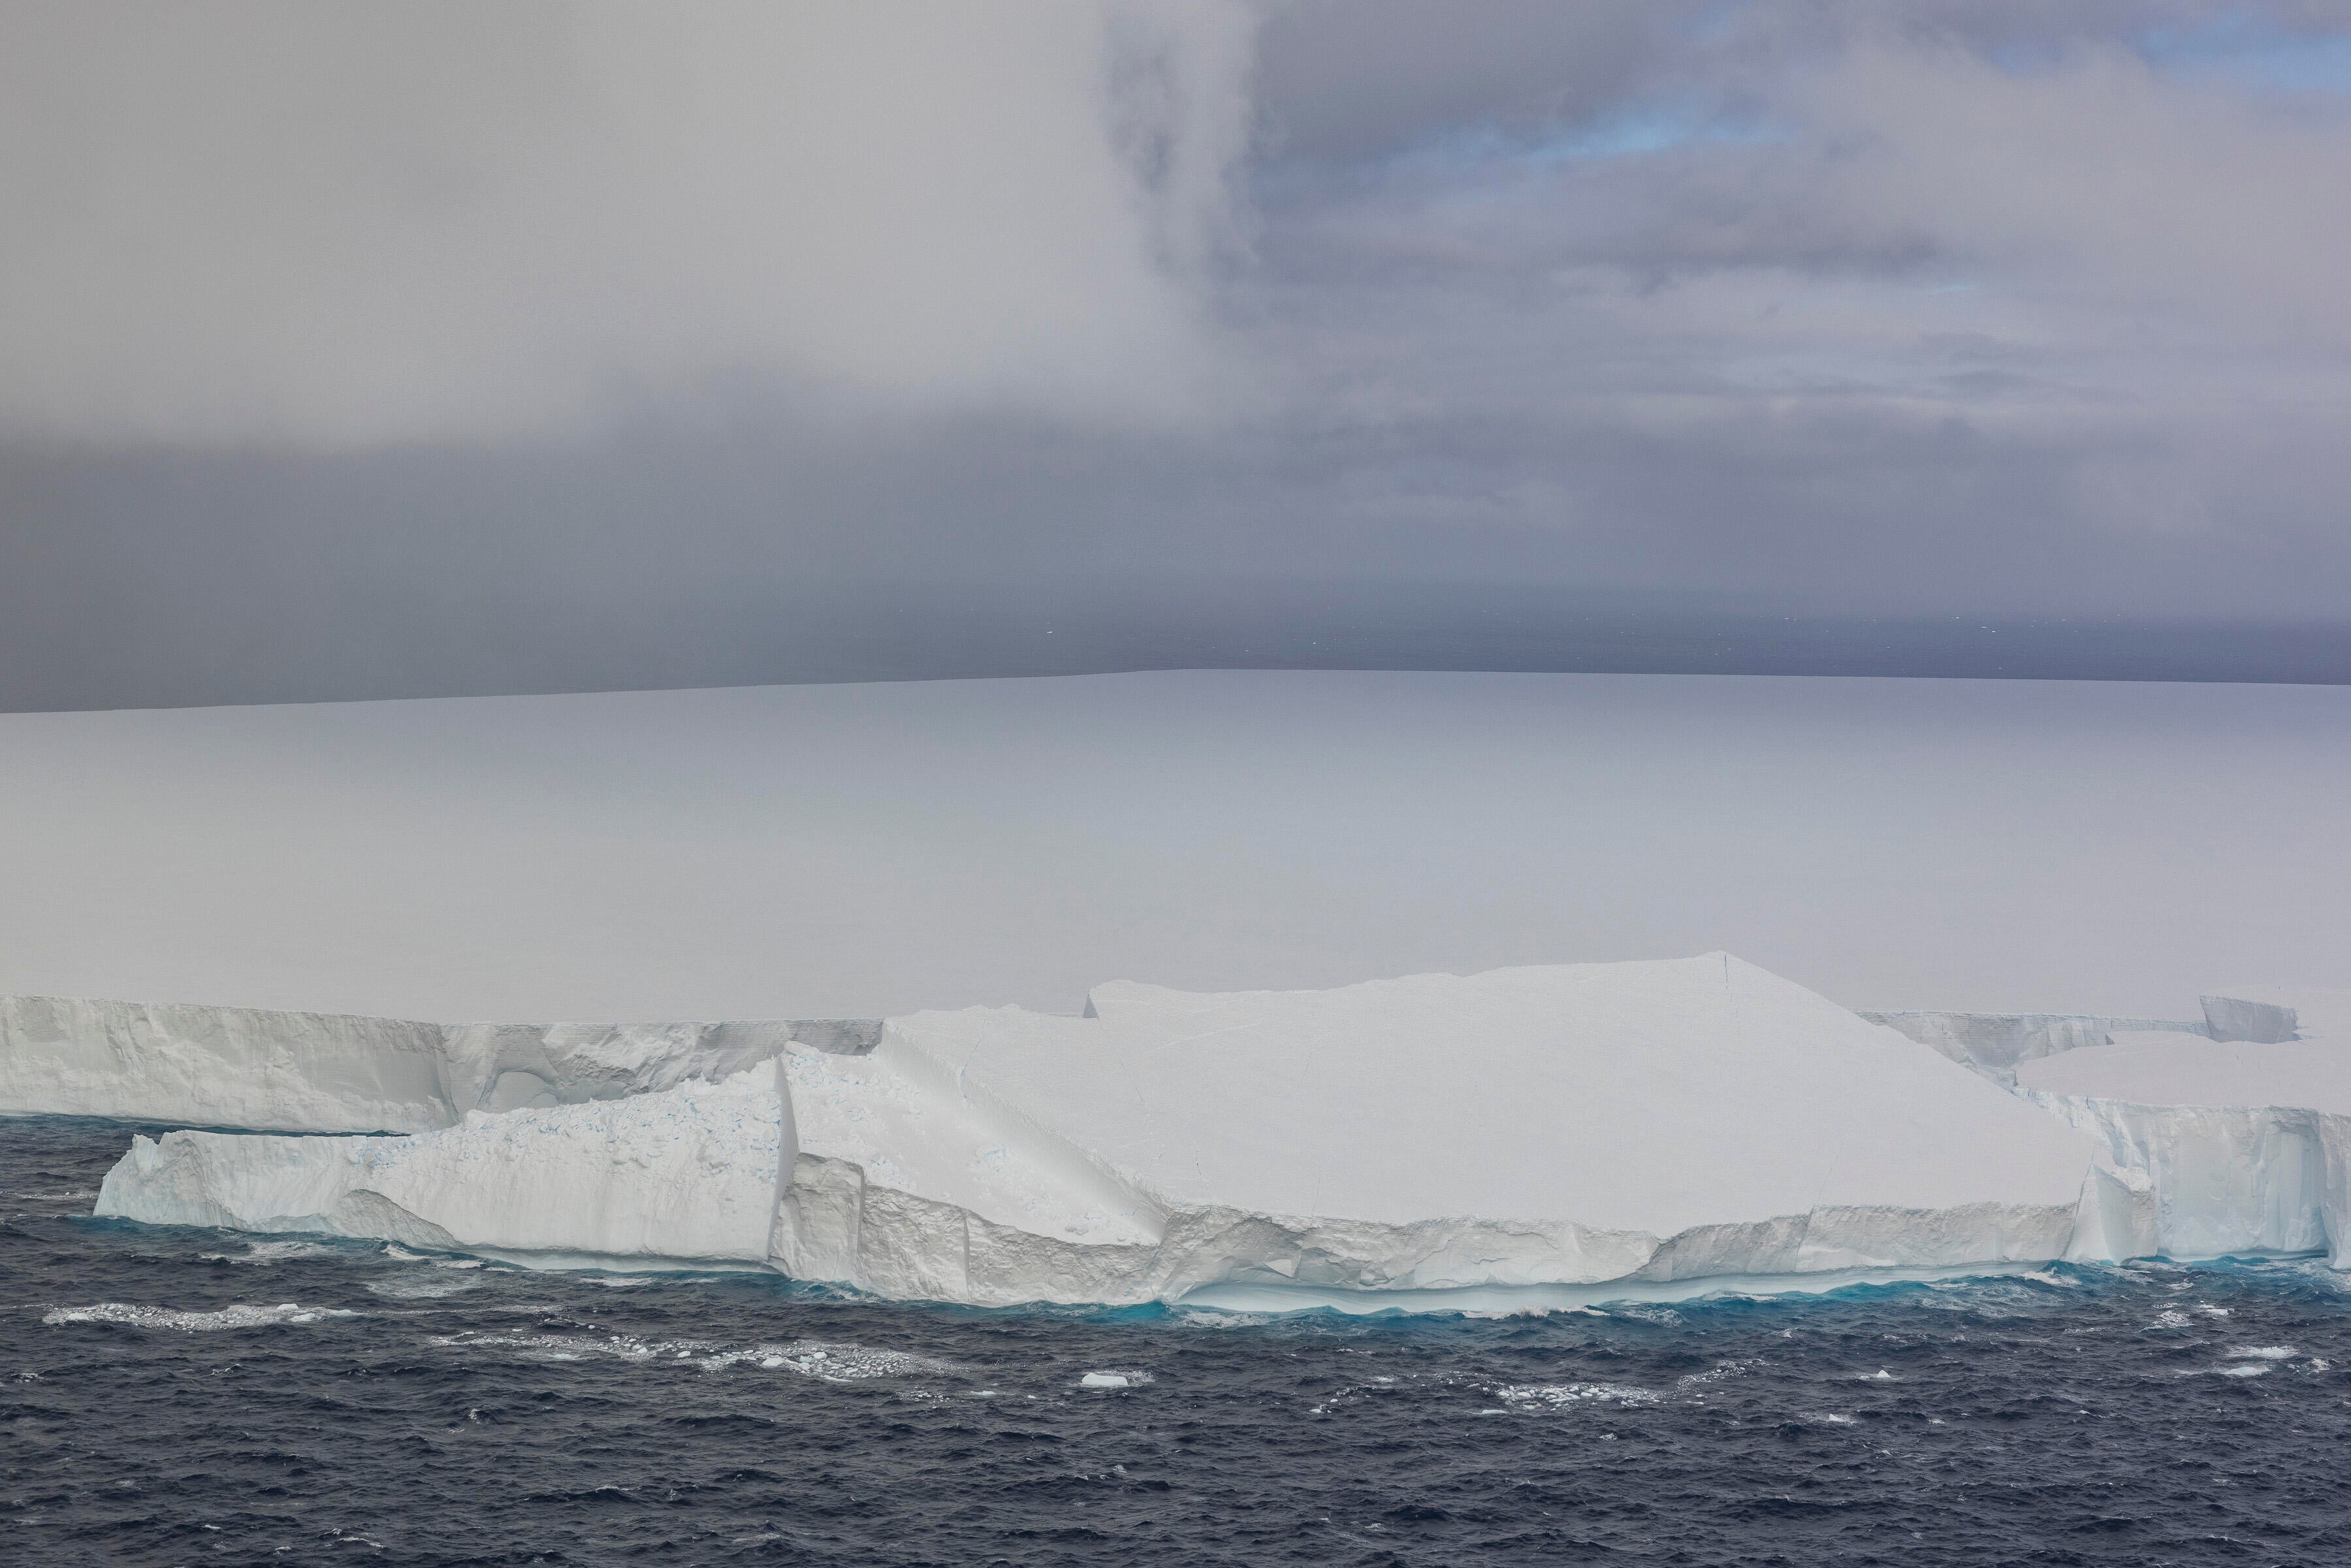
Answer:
1381;102;1780;184
2138;12;2351;95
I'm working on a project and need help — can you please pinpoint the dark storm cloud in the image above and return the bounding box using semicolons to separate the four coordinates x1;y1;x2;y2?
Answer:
0;0;2346;707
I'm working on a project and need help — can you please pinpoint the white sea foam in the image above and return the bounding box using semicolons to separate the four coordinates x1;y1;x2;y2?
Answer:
2224;1345;2295;1360
199;1240;342;1265
1496;1383;1659;1409
366;1274;483;1299
42;1301;356;1330
426;1329;956;1381
1674;1360;1757;1389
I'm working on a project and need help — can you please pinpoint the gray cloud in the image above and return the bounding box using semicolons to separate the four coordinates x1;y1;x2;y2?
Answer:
0;1;1255;445
0;0;2346;707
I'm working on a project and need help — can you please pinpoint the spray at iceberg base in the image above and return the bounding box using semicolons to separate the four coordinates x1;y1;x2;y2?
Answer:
57;958;2351;1312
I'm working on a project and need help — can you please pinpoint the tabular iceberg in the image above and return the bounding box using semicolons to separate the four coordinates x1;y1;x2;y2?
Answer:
53;960;2351;1310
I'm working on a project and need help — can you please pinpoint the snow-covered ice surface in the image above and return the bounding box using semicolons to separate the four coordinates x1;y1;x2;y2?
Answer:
2018;1032;2351;1113
2;673;2343;1026
906;957;2094;1236
96;1063;791;1267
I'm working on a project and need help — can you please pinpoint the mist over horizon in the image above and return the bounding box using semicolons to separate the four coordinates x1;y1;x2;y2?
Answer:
5;1;2350;708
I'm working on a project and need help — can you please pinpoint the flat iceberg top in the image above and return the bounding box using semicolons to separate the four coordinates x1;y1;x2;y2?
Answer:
889;954;2098;1238
2019;1030;2351;1114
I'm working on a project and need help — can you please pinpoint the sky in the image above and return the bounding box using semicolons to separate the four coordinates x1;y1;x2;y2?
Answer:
3;1;2349;707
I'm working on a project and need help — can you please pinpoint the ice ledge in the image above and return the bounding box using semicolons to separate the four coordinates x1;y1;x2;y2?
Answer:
1;993;879;1132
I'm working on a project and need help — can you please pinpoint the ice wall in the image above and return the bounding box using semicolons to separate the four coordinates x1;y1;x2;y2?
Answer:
1;993;878;1132
2025;1095;2351;1266
1;995;453;1133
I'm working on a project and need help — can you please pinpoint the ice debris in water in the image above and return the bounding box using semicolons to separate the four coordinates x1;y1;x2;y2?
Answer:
1080;1370;1145;1388
43;1302;356;1331
383;1245;483;1270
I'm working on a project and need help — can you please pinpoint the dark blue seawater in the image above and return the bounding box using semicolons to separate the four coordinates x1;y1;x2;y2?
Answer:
6;1117;2349;1566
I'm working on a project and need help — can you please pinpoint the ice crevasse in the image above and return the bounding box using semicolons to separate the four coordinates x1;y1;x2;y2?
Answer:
79;954;2222;1310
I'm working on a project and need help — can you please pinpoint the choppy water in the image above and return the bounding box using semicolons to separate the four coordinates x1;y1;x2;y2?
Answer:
6;1117;2350;1566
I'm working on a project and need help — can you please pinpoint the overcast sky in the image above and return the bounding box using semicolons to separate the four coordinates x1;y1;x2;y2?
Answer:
4;1;2348;707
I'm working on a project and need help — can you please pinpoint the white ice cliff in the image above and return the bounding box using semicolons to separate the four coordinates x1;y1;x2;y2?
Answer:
2010;991;2351;1266
40;963;2351;1308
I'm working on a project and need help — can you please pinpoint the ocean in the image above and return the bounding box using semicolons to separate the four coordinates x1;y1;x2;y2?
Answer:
5;1115;2347;1566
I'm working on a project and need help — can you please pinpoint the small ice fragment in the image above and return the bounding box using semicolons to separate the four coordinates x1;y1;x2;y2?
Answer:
1080;1371;1130;1388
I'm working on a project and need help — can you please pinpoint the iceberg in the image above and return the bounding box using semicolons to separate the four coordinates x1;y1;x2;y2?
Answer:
65;957;2351;1310
97;1062;791;1267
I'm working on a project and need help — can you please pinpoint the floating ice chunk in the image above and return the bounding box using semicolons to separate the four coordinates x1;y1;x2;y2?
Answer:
1080;1371;1130;1388
95;1061;790;1266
